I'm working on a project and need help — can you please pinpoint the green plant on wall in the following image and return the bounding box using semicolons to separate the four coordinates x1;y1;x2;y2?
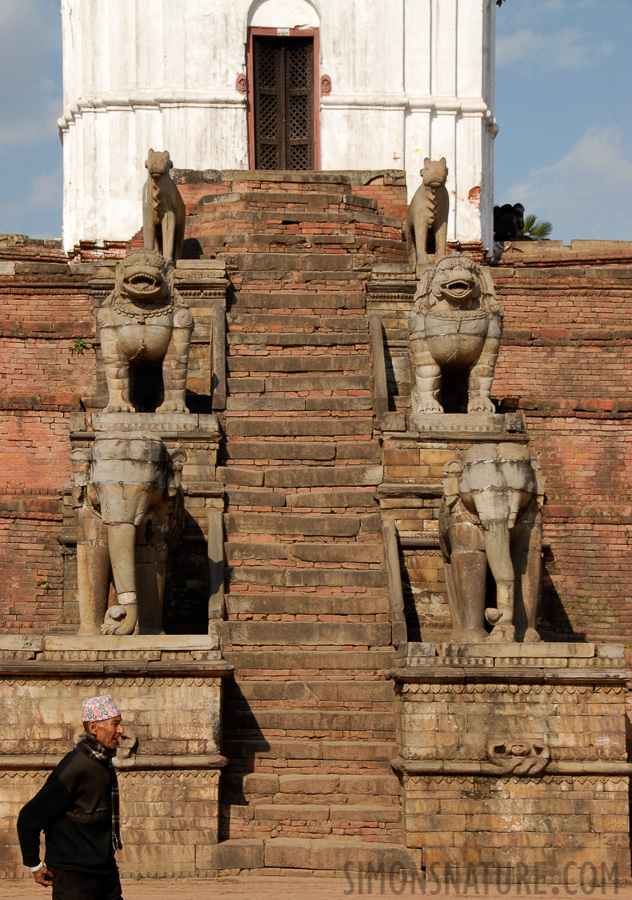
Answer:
69;338;88;355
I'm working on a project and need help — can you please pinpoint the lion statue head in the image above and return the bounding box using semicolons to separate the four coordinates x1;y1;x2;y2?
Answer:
114;248;171;307
413;254;500;315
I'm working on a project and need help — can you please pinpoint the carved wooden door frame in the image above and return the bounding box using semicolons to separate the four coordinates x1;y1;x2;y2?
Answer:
246;27;321;171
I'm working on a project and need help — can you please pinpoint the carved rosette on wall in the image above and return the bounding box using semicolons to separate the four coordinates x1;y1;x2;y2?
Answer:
320;74;332;96
486;737;550;775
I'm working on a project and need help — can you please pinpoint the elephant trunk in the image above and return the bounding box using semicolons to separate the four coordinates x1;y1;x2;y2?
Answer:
482;518;515;640
102;522;138;635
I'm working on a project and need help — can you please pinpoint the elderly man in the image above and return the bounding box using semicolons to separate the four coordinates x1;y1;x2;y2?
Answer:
17;695;125;899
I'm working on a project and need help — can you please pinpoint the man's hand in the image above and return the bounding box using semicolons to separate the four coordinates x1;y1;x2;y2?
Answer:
32;866;53;887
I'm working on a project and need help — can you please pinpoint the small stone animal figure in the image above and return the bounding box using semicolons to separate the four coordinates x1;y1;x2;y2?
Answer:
142;149;186;264
405;157;449;276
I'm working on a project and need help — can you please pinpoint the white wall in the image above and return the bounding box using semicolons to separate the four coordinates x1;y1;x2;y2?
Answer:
59;0;497;250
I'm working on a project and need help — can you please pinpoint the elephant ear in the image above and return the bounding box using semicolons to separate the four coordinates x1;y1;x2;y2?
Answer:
442;458;462;509
168;450;187;494
531;457;546;508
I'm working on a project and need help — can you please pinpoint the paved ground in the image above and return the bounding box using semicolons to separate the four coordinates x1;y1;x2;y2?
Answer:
0;878;630;900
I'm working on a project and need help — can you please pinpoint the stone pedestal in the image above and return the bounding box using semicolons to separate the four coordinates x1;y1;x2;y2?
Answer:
0;635;233;879
391;642;631;886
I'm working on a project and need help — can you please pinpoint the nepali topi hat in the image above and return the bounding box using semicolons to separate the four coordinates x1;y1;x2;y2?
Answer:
82;694;121;722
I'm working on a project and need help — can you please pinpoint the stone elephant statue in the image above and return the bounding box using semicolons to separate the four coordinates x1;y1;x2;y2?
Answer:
74;432;185;635
438;442;544;643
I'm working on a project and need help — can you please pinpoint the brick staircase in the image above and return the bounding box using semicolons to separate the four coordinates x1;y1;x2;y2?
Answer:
185;175;417;874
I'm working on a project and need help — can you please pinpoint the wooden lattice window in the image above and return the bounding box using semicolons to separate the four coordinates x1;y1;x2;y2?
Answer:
253;36;315;170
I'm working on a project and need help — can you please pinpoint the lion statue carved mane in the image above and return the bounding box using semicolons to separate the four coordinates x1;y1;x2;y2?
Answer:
98;248;193;414
408;254;502;418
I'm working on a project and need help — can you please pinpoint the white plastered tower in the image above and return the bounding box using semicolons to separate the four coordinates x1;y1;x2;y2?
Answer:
59;0;497;251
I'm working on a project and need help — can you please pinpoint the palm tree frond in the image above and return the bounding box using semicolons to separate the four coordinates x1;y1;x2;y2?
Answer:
521;214;553;241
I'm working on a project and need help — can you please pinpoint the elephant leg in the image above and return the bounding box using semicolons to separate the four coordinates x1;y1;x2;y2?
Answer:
76;509;110;635
483;519;516;642
450;548;488;641
442;518;488;642
511;507;543;642
102;522;138;635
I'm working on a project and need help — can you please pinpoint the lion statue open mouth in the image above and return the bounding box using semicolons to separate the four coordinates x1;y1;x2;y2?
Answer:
97;248;193;414
408;254;502;417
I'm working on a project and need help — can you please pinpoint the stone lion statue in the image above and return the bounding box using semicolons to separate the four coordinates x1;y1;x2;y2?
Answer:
98;248;194;414
408;254;502;418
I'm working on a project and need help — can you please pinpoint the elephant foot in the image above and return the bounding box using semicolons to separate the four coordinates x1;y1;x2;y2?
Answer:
101;603;138;635
77;624;102;636
453;627;489;643
487;623;516;643
523;627;541;643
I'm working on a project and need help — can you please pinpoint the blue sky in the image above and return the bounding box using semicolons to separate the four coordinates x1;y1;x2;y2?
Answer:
0;0;630;244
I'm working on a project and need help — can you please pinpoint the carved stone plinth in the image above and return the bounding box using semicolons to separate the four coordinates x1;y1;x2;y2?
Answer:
0;635;233;879
391;642;631;885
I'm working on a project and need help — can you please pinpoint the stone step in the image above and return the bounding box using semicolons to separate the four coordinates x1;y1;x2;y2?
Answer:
200;207;404;230
224;250;371;273
194;188;379;213
226;679;395;705
223;441;338;462
225;512;377;537
227;331;369;347
226;592;388;618
225;396;372;412
250;802;402;825
228;566;386;590
223;706;395;739
235;772;399;800
201;233;404;256
227;373;372;393
222;738;396;767
263;465;382;488
224;802;404;844
225;542;384;564
265;837;419;874
222;621;392;648
229;291;364;311
223;648;397;675
227;313;368;332
222;439;379;463
225;418;372;438
199;836;419;874
227;354;369;374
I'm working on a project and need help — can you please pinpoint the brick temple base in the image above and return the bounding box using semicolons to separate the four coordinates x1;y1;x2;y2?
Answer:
391;642;631;885
0;636;232;879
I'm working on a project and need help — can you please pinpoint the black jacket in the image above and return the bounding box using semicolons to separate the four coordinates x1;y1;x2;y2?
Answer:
17;744;116;874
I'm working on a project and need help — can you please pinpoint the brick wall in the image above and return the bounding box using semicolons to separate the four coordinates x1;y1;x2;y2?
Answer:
2;224;632;645
492;241;632;641
0;240;92;630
